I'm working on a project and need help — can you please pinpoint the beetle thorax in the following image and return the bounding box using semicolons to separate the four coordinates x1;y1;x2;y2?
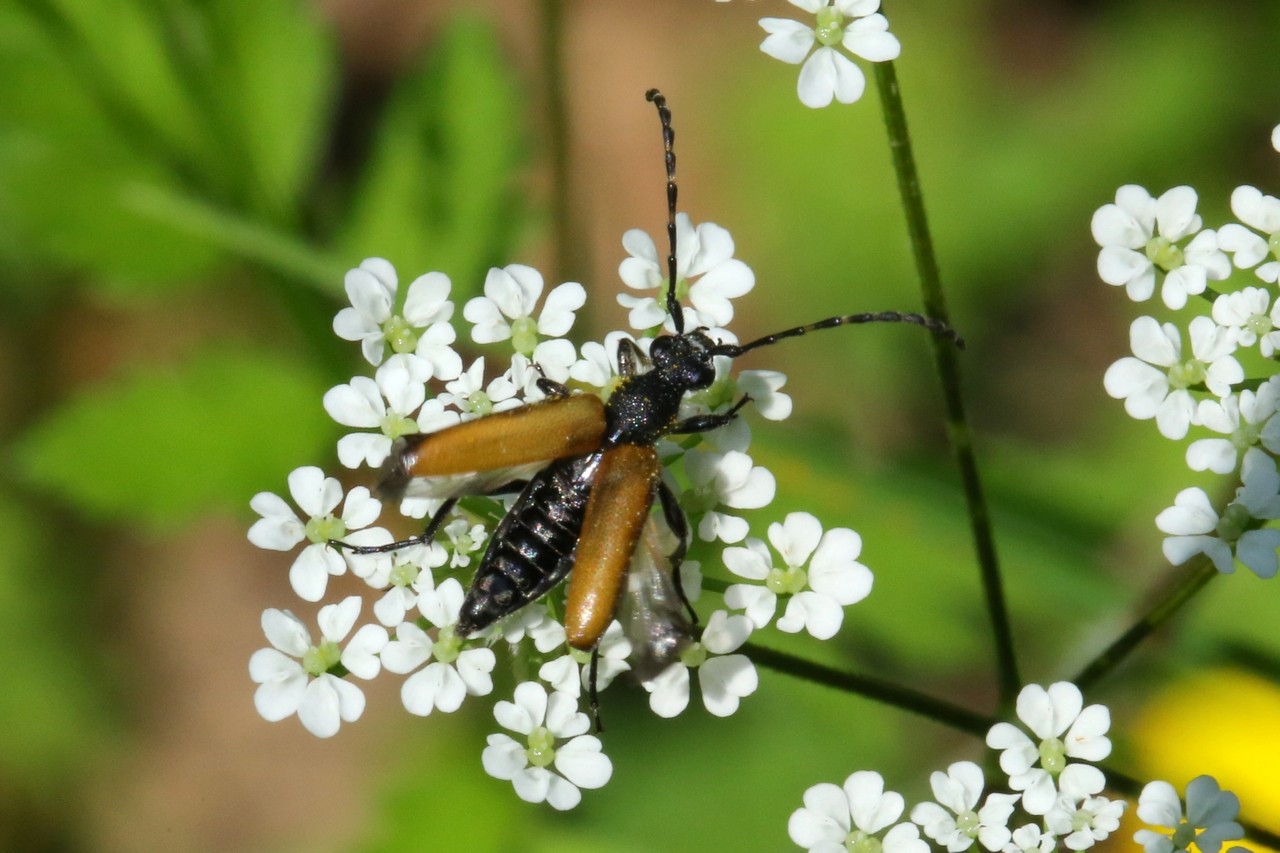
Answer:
603;331;719;446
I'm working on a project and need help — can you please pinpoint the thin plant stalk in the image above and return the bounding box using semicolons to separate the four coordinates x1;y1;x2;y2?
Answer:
873;60;1021;705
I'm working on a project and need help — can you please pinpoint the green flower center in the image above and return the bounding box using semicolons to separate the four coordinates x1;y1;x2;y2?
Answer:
815;6;846;47
680;487;721;516
510;316;540;357
382;411;419;440
1171;823;1197;850
1167;358;1207;390
465;390;494;416
766;564;808;595
1145;235;1185;271
1269;231;1280;261
389;560;420;588
452;527;481;555
1246;313;1274;338
432;626;461;664
845;830;881;853
305;514;346;545
956;810;981;837
1039;736;1067;773
1232;421;1262;451
526;726;557;768
1217;502;1250;544
680;641;707;669
383;315;419;354
302;639;341;676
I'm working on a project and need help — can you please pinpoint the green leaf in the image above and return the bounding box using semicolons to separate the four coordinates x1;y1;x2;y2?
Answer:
12;347;336;532
199;0;336;221
338;15;523;295
0;0;338;290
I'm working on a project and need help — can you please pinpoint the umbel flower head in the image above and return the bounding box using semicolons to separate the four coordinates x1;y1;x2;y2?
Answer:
246;220;883;809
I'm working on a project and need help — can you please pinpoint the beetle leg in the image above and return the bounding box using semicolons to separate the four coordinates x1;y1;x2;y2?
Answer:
588;646;604;733
332;497;458;554
657;480;697;627
670;394;753;435
615;338;648;378
535;376;570;397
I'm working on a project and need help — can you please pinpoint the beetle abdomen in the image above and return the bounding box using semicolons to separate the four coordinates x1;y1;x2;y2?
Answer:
456;452;602;637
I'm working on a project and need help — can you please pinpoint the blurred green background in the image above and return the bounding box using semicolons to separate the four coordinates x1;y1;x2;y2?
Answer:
2;0;1279;850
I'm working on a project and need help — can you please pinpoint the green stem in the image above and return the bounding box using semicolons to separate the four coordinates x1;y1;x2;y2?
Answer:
873;61;1020;704
539;0;574;286
1073;555;1218;690
744;642;992;736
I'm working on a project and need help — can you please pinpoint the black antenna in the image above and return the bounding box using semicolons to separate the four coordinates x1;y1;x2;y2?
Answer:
646;89;682;334
711;311;965;358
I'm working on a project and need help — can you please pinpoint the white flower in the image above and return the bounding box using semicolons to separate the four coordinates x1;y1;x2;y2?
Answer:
371;542;449;626
759;0;901;110
333;259;459;375
985;682;1111;816
1219;185;1280;283
1134;776;1243;853
1186;380;1280;474
1045;794;1125;851
644;610;758;718
439;357;523;419
617;214;755;330
381;578;497;716
1157;448;1280;578
1091;186;1229;307
723;512;872;639
683;449;777;543
789;770;929;853
464;264;586;357
481;682;612;810
443;517;488;568
324;354;432;469
910;762;1018;852
247;466;392;602
248;596;387;738
1103;316;1241;440
1210;287;1280;356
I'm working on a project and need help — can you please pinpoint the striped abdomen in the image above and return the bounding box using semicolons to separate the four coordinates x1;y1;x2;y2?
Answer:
455;452;602;637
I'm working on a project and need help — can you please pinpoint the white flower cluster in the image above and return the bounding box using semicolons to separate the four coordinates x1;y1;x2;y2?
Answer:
246;219;879;808
790;682;1249;853
1096;124;1280;580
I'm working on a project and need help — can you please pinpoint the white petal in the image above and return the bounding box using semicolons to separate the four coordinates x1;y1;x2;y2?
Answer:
699;654;758;716
843;14;900;62
776;591;844;639
288;466;342;518
481;733;527;780
341;624;389;679
759;18;816;65
554;735;612;790
403;662;467;715
402;271;453;325
537;282;587;337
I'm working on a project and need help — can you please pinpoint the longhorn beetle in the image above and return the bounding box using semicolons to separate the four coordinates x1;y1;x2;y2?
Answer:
343;89;963;705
